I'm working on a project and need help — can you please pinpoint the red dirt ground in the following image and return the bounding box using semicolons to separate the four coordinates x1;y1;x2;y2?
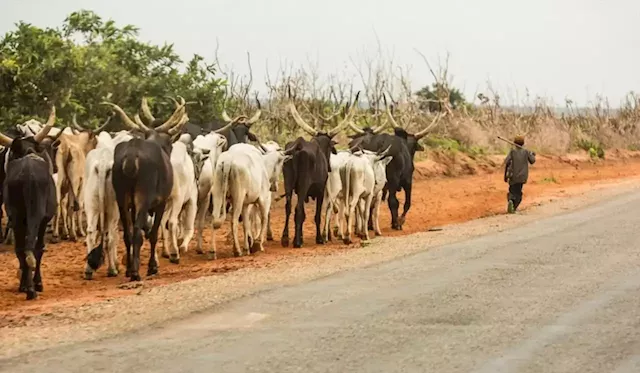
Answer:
1;150;640;324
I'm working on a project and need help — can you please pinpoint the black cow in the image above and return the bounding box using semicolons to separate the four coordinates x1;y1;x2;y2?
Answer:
348;98;444;231
0;106;58;300
280;93;360;248
99;101;187;281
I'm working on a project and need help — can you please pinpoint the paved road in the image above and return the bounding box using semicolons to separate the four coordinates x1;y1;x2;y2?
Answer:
3;191;640;373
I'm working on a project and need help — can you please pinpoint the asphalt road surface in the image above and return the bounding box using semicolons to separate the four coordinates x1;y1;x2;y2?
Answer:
3;191;640;373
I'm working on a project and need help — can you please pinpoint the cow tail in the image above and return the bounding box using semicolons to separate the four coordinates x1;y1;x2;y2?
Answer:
344;161;352;219
98;167;107;248
212;159;231;229
122;153;139;179
24;180;44;269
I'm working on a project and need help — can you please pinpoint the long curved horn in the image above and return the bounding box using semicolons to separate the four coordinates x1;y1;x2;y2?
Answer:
383;94;402;129
34;106;56;143
328;91;361;137
133;114;152;132
93;114;113;134
288;102;318;136
141;97;156;123
102;102;141;131
0;132;14;147
348;121;366;134
414;112;446;139
212;120;235;134
377;144;392;158
246;109;262;125
153;103;186;132
71;113;84;131
48;126;66;142
371;118;390;134
168;112;189;135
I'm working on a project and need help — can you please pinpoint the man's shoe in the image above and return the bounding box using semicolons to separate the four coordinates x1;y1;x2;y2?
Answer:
507;200;515;214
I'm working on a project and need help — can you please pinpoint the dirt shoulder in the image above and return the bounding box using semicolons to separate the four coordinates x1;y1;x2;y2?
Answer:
1;150;640;359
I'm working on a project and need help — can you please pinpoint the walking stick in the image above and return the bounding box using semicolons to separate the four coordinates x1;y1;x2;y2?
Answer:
497;136;533;153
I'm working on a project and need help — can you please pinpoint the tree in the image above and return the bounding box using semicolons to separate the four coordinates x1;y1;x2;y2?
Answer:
0;10;226;129
415;83;466;112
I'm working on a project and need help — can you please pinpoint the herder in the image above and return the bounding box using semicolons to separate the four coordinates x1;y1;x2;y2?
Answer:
503;135;536;213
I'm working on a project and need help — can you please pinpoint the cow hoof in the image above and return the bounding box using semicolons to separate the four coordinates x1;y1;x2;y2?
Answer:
162;252;170;259
50;236;60;244
34;283;43;292
196;248;204;255
233;250;242;258
293;241;303;248
333;227;339;237
107;269;118;277
125;270;131;278
398;216;406;225
26;290;38;300
84;271;94;280
266;233;274;241
316;236;325;244
343;238;352;245
169;255;180;264
207;251;217;260
147;267;158;277
19;285;27;293
130;274;141;282
281;237;289;247
250;242;263;254
375;231;382;237
368;224;374;231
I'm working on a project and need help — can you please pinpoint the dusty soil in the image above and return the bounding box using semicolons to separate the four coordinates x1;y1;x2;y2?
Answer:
1;149;640;326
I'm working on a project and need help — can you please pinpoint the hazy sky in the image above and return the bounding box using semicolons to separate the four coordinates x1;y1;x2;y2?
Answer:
2;0;639;106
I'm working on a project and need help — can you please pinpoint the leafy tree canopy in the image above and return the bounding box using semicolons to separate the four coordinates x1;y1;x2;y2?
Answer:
0;10;227;129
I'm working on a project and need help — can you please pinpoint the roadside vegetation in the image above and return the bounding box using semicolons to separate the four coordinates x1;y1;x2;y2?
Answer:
2;10;639;163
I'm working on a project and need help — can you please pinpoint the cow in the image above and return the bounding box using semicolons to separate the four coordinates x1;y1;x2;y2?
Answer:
347;95;444;231
321;151;351;242
0;106;57;300
83;130;134;280
104;99;187;281
339;147;392;244
211;143;290;258
191;133;228;257
52;113;112;242
280;91;360;248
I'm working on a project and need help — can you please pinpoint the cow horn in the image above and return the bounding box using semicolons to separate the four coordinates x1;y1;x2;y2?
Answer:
212;116;238;134
414;112;446;139
133;114;152;132
153;103;186;132
377;144;392;158
383;94;402;129
168;112;189;135
0;132;14;147
221;109;232;122
371;118;390;134
348;121;366;135
71;113;84;131
328;91;360;137
93;114;113;134
34;106;56;143
141;97;156;123
288;103;318;136
246;109;262;125
102;102;141;131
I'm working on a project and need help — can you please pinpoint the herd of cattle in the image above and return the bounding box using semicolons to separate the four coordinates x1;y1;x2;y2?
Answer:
0;93;443;300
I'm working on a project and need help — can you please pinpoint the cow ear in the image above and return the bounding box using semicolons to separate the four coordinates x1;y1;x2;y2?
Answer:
415;142;425;152
247;132;258;142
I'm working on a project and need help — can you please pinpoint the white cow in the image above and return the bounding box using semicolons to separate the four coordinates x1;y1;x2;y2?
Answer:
83;131;133;279
191;133;227;257
340;147;392;244
211;143;290;258
322;151;351;242
159;141;198;264
354;149;393;237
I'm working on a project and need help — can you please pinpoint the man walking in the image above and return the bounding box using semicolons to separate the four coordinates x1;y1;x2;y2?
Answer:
504;135;536;213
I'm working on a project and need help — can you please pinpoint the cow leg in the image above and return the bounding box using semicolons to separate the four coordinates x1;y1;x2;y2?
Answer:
179;193;197;256
166;205;182;264
280;194;292;247
106;211;120;277
146;204;165;277
293;196;306;248
195;192;209;255
334;199;344;240
361;195;373;241
33;219;47;293
116;195;133;278
241;204;252;256
315;195;325;244
160;210;171;259
231;198;244;257
266;212;273;241
372;192;383;236
14;222;27;293
252;197;270;254
52;173;64;242
323;198;333;242
398;182;412;228
84;201;102;280
388;188;401;230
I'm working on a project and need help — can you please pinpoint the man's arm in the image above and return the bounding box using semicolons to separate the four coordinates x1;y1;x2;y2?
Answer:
504;151;513;182
528;150;536;165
